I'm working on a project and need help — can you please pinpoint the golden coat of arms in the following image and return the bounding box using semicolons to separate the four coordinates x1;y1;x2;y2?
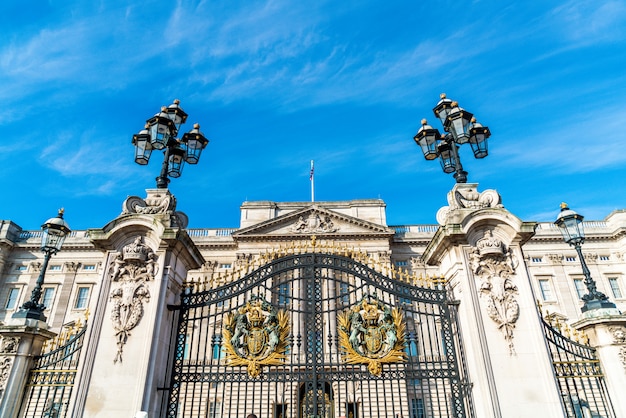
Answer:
223;294;290;377
338;294;407;375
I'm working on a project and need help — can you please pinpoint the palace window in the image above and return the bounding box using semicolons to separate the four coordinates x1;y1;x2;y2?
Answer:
398;285;412;305
395;260;408;267
274;403;288;418
74;287;90;309
42;287;55;310
566;256;577;262
338;282;350;304
608;278;623;299
277;282;290;306
208;401;221;418
531;257;543;263
15;265;27;271
599;255;610;261
346;402;359;418
212;336;224;360
406;332;418;357
410;398;425;418
83;264;96;271
5;288;20;309
49;265;62;271
538;279;554;301
573;279;586;299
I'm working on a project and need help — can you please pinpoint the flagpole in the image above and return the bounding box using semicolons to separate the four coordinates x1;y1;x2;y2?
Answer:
310;160;315;202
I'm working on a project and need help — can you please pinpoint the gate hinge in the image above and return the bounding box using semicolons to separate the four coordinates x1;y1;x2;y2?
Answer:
167;304;182;311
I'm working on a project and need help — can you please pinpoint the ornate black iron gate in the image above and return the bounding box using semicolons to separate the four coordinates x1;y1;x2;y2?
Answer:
540;314;616;417
166;247;473;418
19;321;87;418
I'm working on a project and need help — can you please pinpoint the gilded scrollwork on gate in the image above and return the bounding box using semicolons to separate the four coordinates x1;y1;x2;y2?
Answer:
222;294;290;378
338;294;406;375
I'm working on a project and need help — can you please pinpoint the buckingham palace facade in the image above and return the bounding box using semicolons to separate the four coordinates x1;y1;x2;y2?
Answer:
1;183;625;418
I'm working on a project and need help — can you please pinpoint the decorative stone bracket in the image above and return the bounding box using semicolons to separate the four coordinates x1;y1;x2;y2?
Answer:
437;183;503;225
121;189;189;228
108;237;159;364
470;230;520;354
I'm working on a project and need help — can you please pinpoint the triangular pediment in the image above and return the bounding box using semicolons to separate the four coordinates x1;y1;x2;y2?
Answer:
232;205;393;239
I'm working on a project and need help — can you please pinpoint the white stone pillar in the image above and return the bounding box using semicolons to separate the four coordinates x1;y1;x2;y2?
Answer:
0;319;56;418
75;190;204;417
423;184;564;417
572;312;626;416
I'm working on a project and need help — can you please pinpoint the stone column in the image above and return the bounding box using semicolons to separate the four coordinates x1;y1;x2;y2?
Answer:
423;184;564;417
0;319;56;418
572;312;626;416
74;189;204;417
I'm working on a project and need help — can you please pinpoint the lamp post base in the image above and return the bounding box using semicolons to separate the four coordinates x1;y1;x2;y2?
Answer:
12;307;47;322
581;299;617;313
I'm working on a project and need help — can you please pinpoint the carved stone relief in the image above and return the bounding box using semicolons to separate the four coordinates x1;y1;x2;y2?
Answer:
610;326;626;344
65;262;82;272
409;257;425;272
470;230;520;354
547;254;563;264
291;213;338;234
0;356;12;393
377;251;391;265
613;327;626;372
234;253;253;268
0;337;18;354
618;347;626;372
108;237;159;364
201;260;218;272
583;253;598;263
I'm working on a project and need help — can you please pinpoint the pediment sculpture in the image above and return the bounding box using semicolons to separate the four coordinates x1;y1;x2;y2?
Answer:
109;236;159;364
291;212;339;234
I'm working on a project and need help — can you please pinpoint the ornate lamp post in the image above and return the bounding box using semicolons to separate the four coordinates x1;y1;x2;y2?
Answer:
555;203;616;312
413;93;491;183
132;99;209;188
13;209;71;321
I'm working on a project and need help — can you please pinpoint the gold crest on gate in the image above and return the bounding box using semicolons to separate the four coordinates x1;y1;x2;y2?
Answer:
223;294;290;378
338;294;407;375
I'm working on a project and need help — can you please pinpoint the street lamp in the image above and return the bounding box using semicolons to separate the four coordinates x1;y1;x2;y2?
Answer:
13;209;71;321
132;99;209;188
413;93;491;183
554;203;616;312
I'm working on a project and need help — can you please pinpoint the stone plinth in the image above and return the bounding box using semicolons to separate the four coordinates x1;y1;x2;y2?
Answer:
572;311;626;416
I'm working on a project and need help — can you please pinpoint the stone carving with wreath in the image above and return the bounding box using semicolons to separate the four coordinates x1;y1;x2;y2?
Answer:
470;230;519;354
109;236;158;364
223;294;290;378
338;294;406;375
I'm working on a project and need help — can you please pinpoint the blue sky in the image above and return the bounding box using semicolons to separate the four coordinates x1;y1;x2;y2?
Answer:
2;0;626;231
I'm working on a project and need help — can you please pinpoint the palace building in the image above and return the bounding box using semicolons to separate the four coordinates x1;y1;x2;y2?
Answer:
1;184;625;418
